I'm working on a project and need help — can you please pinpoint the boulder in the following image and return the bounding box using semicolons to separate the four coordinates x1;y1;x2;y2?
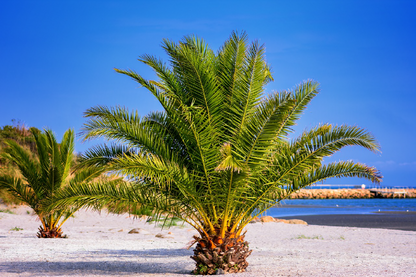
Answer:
287;219;308;225
249;217;261;223
128;228;151;234
155;233;174;239
274;218;307;225
260;216;276;222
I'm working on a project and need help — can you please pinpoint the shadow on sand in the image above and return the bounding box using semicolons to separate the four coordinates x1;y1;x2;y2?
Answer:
1;248;194;276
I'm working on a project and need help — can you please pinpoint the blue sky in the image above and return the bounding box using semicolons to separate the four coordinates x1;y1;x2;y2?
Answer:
1;1;415;187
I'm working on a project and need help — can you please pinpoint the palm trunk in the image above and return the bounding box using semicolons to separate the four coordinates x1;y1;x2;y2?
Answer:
190;232;252;275
36;218;66;238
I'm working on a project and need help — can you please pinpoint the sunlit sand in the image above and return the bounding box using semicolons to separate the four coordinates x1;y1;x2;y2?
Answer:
1;205;415;276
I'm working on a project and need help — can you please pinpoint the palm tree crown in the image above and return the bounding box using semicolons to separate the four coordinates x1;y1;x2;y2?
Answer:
51;32;381;274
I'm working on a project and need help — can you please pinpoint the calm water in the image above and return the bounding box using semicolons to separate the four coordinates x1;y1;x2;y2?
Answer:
264;198;416;217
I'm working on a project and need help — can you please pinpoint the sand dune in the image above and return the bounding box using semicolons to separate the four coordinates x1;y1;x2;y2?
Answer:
1;206;415;276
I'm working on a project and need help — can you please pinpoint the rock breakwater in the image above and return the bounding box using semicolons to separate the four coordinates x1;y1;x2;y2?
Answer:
288;189;416;199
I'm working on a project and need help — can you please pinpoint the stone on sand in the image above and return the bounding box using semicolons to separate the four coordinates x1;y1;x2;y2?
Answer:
128;228;151;234
260;216;275;222
155;233;174;239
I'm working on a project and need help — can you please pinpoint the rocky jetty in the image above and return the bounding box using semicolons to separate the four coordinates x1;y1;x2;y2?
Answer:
288;189;416;199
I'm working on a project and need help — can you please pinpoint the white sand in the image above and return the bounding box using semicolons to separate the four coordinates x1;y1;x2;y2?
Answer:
1;205;415;277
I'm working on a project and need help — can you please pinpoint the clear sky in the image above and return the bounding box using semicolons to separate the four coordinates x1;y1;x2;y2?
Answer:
1;1;415;187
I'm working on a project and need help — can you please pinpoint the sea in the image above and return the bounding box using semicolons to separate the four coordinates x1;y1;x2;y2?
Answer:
265;198;416;218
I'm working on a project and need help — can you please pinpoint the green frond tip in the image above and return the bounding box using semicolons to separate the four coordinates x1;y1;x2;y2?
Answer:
215;143;243;172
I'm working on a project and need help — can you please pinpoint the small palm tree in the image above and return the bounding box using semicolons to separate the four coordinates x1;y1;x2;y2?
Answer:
0;128;102;238
50;32;381;273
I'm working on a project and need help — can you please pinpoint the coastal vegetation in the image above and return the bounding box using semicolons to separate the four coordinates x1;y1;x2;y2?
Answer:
0;120;38;153
0;208;14;214
0;121;39;204
47;32;382;274
0;128;105;238
295;234;323;240
9;227;24;231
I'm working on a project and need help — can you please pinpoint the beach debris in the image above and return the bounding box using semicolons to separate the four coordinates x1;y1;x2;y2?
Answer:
128;228;151;234
155;233;174;239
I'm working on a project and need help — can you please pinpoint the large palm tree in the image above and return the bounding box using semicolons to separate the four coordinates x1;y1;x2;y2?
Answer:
0;128;103;238
49;32;381;274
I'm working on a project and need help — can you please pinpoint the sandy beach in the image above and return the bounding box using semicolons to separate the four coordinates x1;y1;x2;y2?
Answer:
1;205;415;277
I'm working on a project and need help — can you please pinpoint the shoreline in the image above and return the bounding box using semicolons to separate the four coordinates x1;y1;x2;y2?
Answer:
288;188;416;199
279;211;416;231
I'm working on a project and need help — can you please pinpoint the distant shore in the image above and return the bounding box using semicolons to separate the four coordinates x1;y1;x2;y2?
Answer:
288;188;416;199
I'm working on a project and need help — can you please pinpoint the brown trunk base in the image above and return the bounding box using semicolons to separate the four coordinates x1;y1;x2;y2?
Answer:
37;225;67;238
191;233;252;275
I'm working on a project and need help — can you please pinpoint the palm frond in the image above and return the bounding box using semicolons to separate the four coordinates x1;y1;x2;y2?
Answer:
280;80;320;136
73;32;382;246
77;143;131;169
0;176;38;210
229;40;267;139
1;139;42;195
240;91;295;166
293;161;382;187
82;106;175;159
59;129;75;181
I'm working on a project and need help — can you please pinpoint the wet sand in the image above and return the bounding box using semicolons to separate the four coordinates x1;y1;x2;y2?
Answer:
280;212;416;231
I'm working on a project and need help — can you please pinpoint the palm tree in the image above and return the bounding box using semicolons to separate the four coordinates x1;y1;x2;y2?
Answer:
49;32;381;274
0;128;103;238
